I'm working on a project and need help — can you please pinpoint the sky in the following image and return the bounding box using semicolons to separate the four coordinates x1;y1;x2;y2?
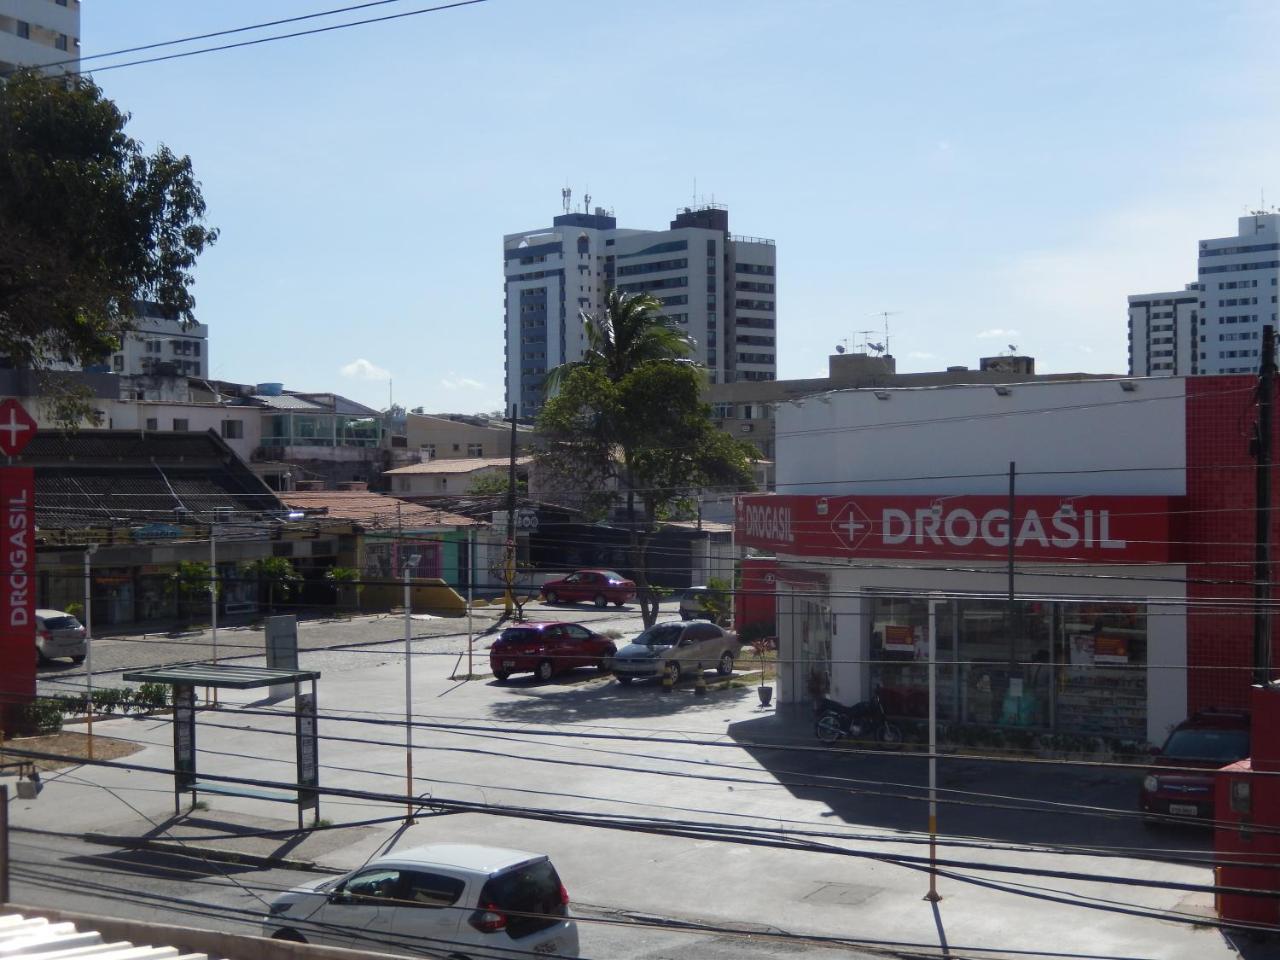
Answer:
83;0;1280;414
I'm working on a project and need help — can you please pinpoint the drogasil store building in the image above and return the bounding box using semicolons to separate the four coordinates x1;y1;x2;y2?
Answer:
735;374;1277;746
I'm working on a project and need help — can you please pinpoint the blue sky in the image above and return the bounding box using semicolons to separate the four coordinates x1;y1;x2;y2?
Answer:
84;0;1280;413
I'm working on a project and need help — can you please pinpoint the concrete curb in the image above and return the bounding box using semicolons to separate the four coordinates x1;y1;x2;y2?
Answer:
82;832;327;873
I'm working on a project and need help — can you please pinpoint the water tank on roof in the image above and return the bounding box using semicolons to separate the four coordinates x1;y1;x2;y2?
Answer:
256;382;284;396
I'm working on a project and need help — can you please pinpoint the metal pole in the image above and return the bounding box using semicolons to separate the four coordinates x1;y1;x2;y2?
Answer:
1255;325;1276;685
210;523;218;667
925;597;941;902
467;527;474;679
0;783;8;905
1007;461;1017;673
84;547;94;759
403;563;414;822
505;404;518;617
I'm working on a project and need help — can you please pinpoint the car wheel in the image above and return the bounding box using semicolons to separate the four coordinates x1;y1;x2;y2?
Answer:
71;655;85;665
536;659;555;682
272;930;307;943
617;675;633;685
815;711;843;745
665;660;682;684
493;670;510;683
545;591;559;605
593;593;607;608
878;722;904;747
717;651;734;676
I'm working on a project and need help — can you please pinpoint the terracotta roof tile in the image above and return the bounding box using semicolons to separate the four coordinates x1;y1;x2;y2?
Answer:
281;490;477;528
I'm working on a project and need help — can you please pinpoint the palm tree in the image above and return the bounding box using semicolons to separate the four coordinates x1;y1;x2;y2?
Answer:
545;289;694;391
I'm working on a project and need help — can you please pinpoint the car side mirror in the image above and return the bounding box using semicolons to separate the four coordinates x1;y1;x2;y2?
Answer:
329;890;351;905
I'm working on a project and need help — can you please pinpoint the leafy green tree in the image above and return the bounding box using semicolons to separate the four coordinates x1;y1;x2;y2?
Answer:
325;566;361;614
0;71;216;421
537;293;756;627
468;471;527;497
242;556;301;617
168;560;214;627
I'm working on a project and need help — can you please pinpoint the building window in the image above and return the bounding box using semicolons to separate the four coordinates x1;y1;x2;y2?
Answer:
221;419;243;440
467;443;483;456
16;21;29;39
173;419;189;432
55;33;68;51
112;355;123;371
421;443;436;460
398;477;410;492
145;417;158;431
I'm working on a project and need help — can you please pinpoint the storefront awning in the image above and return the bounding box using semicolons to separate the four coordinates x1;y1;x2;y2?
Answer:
122;664;319;688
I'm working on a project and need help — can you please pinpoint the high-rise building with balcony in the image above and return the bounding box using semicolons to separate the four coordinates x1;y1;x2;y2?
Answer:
503;201;777;415
0;0;79;77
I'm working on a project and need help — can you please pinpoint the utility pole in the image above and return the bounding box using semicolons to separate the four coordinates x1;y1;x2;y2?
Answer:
1255;325;1276;685
1007;461;1017;672
504;404;518;617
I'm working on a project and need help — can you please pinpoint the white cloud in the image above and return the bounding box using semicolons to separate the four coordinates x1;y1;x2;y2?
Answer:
441;375;484;391
340;358;390;380
908;351;937;360
976;328;1019;340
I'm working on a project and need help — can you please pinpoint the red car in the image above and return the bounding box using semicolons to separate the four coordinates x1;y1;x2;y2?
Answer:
539;569;636;608
489;621;617;682
1140;708;1250;826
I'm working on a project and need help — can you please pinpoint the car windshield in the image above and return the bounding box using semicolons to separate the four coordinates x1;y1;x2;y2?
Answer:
42;616;79;630
499;628;542;643
1162;728;1250;763
480;858;564;938
633;624;683;647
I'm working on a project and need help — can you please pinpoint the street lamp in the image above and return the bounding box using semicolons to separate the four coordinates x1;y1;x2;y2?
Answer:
403;554;421;823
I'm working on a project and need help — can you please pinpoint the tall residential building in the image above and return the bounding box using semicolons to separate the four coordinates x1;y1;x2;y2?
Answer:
0;0;79;76
1127;285;1200;376
109;303;210;379
503;201;777;415
1129;212;1280;377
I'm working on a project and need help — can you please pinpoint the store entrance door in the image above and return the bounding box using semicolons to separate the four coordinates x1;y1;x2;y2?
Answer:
797;598;832;704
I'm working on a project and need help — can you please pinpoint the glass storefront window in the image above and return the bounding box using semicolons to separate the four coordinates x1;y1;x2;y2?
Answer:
868;594;1147;741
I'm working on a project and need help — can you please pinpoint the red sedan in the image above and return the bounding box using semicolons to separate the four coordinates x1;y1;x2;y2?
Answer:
490;621;617;682
540;569;637;608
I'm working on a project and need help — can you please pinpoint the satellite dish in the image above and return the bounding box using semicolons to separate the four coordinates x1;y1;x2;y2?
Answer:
869;342;885;354
835;344;846;354
1007;344;1017;353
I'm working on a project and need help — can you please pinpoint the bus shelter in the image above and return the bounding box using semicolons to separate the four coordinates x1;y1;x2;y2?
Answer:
122;664;320;830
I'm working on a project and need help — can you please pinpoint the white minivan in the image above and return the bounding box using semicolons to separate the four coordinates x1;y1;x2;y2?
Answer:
264;843;579;958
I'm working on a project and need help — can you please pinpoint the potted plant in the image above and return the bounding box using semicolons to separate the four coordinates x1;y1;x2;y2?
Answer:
740;621;776;707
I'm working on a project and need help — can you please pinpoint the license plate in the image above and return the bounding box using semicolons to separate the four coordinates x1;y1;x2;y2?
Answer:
533;942;558;955
503;660;515;668
1169;803;1198;816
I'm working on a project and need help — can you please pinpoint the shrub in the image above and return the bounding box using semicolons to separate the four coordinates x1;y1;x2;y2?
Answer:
133;683;169;712
12;698;64;735
91;687;132;717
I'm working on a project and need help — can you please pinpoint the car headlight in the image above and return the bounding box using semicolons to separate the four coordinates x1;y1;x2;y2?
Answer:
1143;775;1159;793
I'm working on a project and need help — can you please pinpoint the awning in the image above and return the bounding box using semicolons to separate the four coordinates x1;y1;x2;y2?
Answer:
122;664;319;689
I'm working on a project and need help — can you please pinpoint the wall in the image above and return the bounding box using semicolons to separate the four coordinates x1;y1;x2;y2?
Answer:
776;377;1187;497
98;400;260;462
405;414;521;460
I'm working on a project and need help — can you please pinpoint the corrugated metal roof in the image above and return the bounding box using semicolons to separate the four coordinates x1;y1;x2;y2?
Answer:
281;491;477;528
0;912;209;959
250;393;324;410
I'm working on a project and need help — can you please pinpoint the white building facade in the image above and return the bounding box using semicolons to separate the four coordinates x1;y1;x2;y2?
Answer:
109;306;209;380
737;377;1198;746
0;0;78;76
503;203;777;415
1129;212;1280;377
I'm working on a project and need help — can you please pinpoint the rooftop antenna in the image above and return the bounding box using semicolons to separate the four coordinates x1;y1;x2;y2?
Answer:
868;311;900;356
561;186;571;216
852;329;877;353
584;192;591;214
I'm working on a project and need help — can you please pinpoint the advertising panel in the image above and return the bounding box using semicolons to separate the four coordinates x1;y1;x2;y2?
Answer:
0;467;35;723
735;494;1174;564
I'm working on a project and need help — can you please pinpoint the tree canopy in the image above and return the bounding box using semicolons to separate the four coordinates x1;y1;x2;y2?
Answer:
537;292;756;625
0;71;217;377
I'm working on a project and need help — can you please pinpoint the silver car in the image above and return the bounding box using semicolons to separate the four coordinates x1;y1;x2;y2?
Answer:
36;609;86;665
264;842;579;958
613;620;741;684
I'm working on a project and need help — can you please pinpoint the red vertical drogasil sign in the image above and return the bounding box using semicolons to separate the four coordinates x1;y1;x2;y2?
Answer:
0;467;35;729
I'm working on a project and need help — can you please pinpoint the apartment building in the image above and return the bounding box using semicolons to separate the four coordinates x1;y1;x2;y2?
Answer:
0;0;79;76
504;201;777;415
405;412;531;461
1128;212;1280;377
109;303;210;380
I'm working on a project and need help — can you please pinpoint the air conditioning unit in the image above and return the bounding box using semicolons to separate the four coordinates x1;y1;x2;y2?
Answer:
740;424;753;433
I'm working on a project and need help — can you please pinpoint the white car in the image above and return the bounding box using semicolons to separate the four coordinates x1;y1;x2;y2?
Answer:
612;620;741;684
36;609;86;665
263;842;579;959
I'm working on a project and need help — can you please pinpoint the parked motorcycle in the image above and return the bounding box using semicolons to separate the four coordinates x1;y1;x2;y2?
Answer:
814;692;903;747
